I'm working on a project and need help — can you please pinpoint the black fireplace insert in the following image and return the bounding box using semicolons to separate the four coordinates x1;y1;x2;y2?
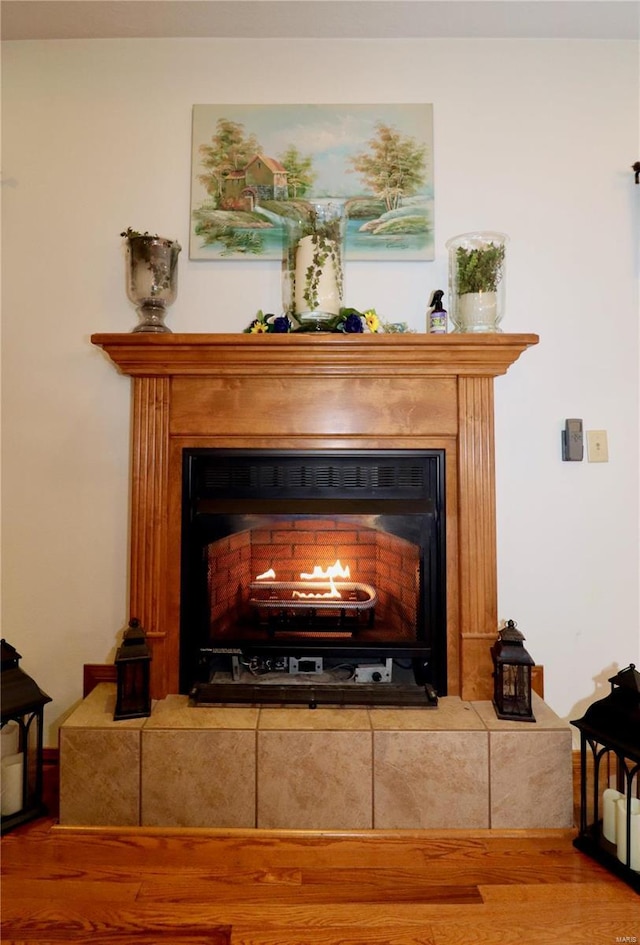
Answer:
181;449;446;706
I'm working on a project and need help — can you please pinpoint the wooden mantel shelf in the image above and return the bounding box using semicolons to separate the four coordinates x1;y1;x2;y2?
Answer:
91;330;539;702
91;332;539;378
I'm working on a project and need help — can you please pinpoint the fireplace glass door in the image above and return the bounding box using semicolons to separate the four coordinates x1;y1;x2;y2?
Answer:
181;450;446;705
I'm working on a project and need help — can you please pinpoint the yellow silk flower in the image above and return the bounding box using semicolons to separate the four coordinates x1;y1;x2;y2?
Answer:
364;309;380;333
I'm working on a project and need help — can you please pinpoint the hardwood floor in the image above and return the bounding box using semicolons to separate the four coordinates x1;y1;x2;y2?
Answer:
2;810;638;945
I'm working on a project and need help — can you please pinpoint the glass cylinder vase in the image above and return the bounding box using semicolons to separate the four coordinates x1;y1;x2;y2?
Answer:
282;201;345;330
446;231;508;333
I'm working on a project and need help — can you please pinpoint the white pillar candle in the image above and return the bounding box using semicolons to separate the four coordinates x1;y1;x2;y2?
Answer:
1;752;24;816
602;787;623;843
294;235;341;317
616;796;640;871
1;722;19;759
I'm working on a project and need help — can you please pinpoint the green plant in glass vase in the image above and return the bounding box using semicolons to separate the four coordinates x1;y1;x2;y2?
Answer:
446;231;508;333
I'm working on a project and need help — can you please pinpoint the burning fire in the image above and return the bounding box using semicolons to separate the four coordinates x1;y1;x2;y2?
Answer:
256;569;277;581
255;560;351;600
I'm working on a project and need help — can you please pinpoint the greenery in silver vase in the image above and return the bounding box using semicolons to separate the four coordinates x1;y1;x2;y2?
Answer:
120;228;181;295
455;241;505;294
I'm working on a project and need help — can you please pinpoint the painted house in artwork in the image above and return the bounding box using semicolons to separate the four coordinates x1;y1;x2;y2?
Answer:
220;154;288;211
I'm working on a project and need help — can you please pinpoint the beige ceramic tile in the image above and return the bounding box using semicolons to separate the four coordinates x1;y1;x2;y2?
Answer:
257;729;372;829
145;694;259;730
258;707;371;731
59;728;141;826
374;730;489;829
369;696;485;731
489;729;574;828
141;729;256;828
471;693;570;731
62;683;146;730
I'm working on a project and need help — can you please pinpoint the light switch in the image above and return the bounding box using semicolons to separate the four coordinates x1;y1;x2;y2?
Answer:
587;430;608;463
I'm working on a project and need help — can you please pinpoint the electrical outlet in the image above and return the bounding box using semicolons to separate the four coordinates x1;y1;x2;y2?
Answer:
587;430;608;463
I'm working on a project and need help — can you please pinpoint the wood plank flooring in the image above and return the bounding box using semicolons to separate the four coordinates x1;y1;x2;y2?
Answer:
2;814;638;945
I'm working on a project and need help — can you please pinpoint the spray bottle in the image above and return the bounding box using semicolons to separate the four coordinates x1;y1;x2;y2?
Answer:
427;289;448;334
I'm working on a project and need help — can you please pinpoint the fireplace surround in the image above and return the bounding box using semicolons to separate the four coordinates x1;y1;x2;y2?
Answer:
91;332;538;704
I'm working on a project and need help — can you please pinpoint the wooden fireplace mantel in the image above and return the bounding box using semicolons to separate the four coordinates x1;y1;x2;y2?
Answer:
91;331;537;377
91;332;538;701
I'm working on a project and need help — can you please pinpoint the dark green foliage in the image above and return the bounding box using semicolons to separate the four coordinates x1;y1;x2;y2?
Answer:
456;243;505;294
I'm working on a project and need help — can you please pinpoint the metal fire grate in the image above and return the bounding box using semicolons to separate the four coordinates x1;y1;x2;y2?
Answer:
249;579;377;633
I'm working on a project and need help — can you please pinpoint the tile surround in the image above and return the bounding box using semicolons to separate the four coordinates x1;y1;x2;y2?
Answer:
59;686;572;830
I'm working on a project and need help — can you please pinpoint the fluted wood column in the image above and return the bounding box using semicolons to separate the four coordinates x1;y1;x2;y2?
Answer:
457;375;497;701
130;376;170;697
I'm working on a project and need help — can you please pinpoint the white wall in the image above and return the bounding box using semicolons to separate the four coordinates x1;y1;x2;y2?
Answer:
2;37;638;743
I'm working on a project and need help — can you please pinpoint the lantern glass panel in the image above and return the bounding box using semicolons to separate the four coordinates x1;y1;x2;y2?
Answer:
115;660;150;720
494;663;534;721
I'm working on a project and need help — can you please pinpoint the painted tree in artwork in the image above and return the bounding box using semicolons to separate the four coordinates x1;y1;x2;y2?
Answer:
349;123;428;212
279;145;316;198
198;119;262;200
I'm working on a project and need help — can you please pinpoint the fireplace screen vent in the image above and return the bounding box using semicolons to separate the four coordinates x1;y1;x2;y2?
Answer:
198;455;429;500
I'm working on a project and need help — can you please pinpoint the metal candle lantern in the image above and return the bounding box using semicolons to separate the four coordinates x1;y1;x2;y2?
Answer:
571;664;640;893
114;619;151;721
491;619;536;722
1;639;52;834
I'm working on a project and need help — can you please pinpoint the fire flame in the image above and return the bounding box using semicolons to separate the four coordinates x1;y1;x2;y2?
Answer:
256;568;276;581
294;560;351;600
255;560;351;600
299;560;351;581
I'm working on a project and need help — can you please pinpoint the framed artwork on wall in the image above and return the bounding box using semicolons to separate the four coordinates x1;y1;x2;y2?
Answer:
190;103;434;262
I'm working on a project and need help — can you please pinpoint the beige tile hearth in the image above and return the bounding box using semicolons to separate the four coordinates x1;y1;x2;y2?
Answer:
257;709;372;830
58;688;573;830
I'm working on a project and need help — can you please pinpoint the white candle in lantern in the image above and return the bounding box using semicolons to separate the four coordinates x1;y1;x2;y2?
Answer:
602;787;623;843
1;752;24;816
616;796;640;871
1;722;19;759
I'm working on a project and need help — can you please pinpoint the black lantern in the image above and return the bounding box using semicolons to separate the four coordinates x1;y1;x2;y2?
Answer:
491;619;535;722
571;664;640;893
1;639;52;834
114;619;151;721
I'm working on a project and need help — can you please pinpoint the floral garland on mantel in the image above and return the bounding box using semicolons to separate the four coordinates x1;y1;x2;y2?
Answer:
244;308;412;335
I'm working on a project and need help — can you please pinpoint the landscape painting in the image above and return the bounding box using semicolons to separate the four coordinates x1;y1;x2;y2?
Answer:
190;104;434;261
